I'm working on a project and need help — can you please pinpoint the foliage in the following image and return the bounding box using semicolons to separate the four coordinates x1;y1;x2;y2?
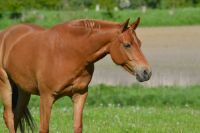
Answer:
1;0;23;12
1;85;200;132
0;7;200;29
1;85;200;131
129;0;161;9
0;0;200;13
129;0;147;9
0;0;64;12
0;106;200;132
94;0;118;10
23;84;200;109
160;0;190;8
87;84;200;108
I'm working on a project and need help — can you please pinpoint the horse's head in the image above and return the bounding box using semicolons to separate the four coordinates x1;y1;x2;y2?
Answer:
109;18;152;82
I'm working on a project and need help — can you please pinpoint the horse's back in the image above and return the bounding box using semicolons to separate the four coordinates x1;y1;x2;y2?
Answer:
0;24;44;48
0;24;45;93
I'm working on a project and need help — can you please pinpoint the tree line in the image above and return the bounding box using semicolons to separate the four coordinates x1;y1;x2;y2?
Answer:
0;0;199;12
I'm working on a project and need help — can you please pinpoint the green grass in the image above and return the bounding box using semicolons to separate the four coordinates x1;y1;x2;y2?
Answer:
45;106;200;133
27;84;200;109
0;7;200;29
1;84;200;132
1;106;200;133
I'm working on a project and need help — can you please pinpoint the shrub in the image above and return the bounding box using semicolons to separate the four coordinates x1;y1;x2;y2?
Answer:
160;0;190;9
0;0;200;12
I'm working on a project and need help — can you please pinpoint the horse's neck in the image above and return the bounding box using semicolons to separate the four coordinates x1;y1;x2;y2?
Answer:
52;21;120;64
85;30;118;63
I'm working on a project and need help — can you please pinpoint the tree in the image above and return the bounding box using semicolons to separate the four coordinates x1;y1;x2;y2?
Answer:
94;0;118;10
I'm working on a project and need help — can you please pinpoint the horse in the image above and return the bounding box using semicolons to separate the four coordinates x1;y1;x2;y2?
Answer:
0;17;151;133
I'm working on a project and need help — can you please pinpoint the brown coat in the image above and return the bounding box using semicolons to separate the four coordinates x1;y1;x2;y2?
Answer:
0;18;151;133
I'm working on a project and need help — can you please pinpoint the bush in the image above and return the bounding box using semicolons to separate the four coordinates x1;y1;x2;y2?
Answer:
27;84;200;108
94;0;118;10
10;12;22;19
36;0;63;9
0;0;64;12
0;0;200;12
160;0;192;9
129;0;199;9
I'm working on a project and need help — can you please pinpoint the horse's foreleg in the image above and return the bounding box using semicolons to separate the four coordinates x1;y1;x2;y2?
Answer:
0;68;15;133
39;94;54;133
72;91;88;133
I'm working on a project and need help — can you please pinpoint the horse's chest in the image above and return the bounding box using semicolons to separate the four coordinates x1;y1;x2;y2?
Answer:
72;73;92;91
72;64;94;92
55;64;94;96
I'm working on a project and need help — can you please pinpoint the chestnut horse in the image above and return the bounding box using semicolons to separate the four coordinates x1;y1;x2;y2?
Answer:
0;18;151;133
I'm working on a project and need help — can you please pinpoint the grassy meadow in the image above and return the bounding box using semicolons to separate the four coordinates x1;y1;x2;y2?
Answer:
1;85;200;132
0;7;200;133
0;7;200;29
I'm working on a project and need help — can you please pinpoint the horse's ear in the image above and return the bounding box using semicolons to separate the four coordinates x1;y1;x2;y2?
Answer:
121;18;130;32
130;17;140;30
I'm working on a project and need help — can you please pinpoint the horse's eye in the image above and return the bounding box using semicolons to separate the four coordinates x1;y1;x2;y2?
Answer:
123;43;131;48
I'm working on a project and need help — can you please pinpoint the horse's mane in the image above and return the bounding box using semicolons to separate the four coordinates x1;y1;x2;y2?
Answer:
50;19;122;37
67;19;122;31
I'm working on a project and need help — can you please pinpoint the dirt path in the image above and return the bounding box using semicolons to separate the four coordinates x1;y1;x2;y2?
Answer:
91;26;200;86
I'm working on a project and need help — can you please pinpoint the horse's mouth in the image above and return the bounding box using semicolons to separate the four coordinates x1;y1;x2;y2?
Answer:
123;63;135;75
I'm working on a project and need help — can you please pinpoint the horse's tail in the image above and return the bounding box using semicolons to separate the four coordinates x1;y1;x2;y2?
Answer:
17;108;36;133
11;81;36;133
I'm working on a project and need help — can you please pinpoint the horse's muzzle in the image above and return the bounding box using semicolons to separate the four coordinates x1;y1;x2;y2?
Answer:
136;68;152;82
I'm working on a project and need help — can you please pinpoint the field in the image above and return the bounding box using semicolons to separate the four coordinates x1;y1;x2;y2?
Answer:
1;8;200;86
0;7;200;133
0;7;200;29
1;85;200;132
1;106;200;133
93;25;200;86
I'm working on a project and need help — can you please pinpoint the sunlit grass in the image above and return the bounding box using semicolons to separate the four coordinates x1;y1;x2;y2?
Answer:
26;85;200;108
0;7;200;29
1;85;200;132
0;106;200;133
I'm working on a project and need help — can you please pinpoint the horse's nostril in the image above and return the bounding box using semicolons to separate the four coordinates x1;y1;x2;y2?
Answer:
143;70;148;76
143;70;149;78
143;69;151;80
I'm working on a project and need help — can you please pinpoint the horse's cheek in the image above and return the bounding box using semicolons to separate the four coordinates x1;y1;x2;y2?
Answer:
110;45;125;65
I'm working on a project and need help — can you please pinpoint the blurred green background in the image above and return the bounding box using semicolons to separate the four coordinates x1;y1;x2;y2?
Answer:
1;0;200;132
0;0;200;29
